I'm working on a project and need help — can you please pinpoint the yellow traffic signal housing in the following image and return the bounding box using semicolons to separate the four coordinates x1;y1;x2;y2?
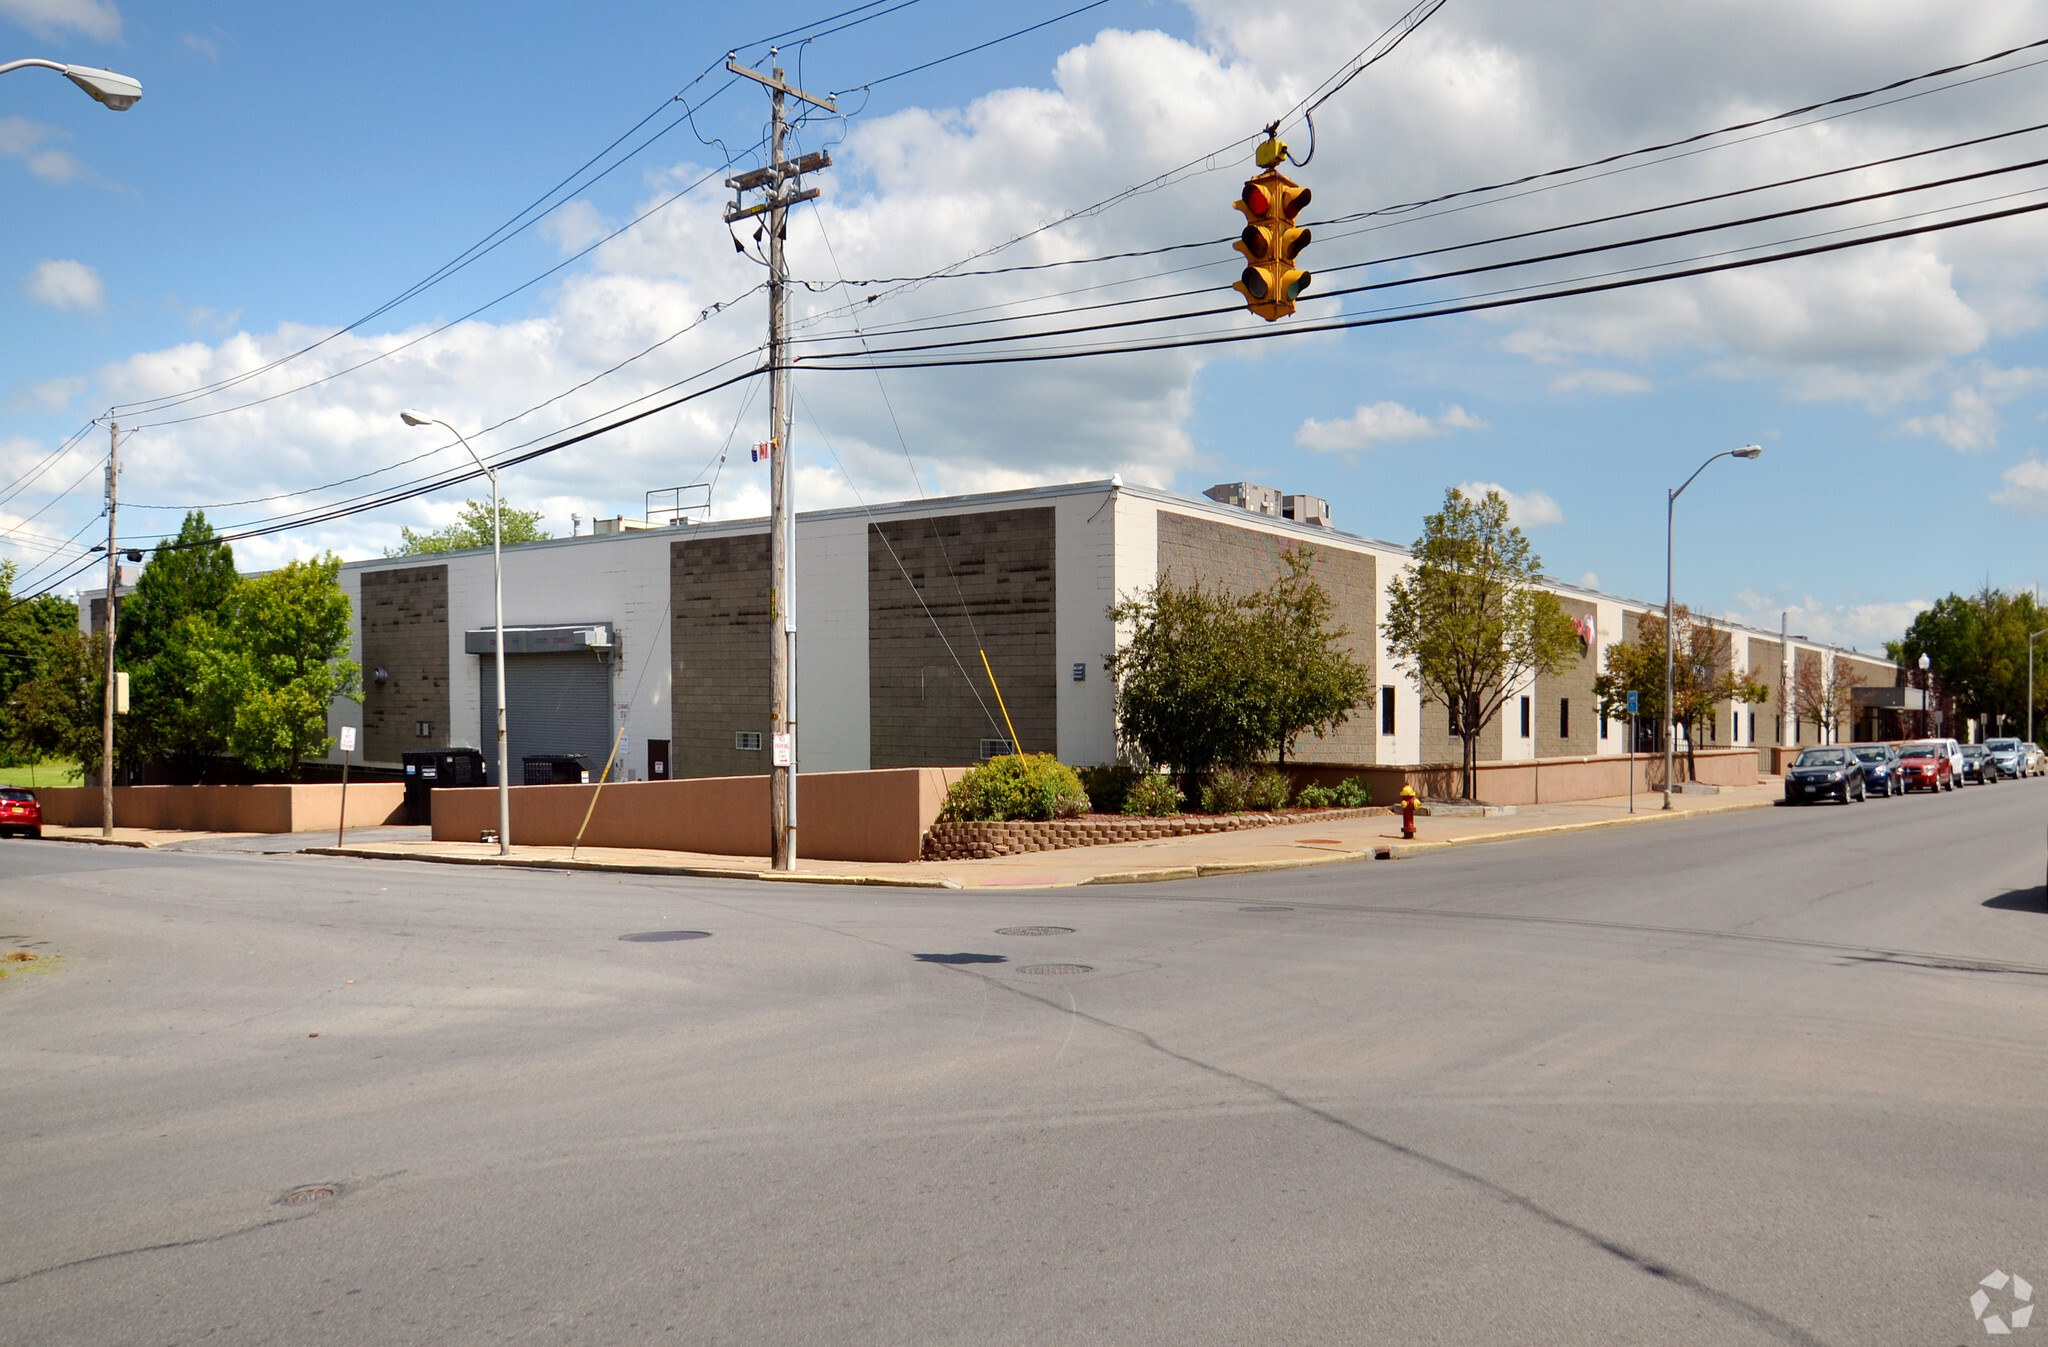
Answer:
1232;168;1313;321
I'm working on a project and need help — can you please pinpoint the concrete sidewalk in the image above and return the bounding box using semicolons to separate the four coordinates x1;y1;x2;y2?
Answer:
277;779;1789;888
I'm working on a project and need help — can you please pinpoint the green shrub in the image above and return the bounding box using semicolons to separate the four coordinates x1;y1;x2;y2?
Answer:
1200;765;1253;814
1121;773;1183;816
1249;769;1291;811
1296;776;1372;809
1077;764;1140;816
940;753;1091;822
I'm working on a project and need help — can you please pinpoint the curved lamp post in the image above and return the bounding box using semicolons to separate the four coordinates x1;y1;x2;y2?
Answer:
401;411;510;857
1664;444;1762;810
0;59;142;109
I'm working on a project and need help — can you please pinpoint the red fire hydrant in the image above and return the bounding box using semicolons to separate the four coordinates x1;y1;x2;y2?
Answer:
1399;784;1418;840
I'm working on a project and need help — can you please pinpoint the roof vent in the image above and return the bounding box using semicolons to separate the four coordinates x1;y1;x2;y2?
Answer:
1283;494;1332;529
1203;482;1282;516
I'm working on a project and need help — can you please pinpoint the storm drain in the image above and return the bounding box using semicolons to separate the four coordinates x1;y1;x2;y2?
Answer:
277;1184;338;1206
619;931;712;943
1017;963;1093;976
996;926;1074;937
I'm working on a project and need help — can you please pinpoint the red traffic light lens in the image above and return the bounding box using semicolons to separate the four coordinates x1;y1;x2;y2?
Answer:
1242;182;1270;215
1240;266;1270;300
1283;186;1312;220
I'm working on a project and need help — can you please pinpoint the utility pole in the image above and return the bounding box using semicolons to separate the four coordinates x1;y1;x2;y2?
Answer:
724;52;834;872
100;419;120;838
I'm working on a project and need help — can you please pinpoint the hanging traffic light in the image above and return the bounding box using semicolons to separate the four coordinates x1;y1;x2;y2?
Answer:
1232;163;1312;321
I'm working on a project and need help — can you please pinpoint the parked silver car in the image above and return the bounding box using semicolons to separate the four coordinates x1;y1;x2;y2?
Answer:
1985;737;2030;779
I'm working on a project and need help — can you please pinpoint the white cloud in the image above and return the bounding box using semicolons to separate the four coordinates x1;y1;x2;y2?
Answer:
1550;368;1652;396
1296;401;1488;451
1992;454;2048;513
26;258;103;312
0;116;84;184
8;375;85;412
1897;366;2048;451
1579;571;1600;589
1457;481;1564;528
0;0;121;40
1727;588;1930;651
179;32;219;63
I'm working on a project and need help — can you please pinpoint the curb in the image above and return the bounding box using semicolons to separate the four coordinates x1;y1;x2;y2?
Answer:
1371;797;1778;859
299;847;962;889
47;833;156;849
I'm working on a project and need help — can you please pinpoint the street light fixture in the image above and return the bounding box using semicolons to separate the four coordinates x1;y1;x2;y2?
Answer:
1664;444;1762;810
1917;651;1932;739
401;410;510;857
0;59;142;109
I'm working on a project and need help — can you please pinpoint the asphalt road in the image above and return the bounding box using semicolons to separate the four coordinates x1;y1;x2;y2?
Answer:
3;780;2046;1346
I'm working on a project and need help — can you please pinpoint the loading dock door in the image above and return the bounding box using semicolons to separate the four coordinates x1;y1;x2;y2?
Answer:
479;651;613;780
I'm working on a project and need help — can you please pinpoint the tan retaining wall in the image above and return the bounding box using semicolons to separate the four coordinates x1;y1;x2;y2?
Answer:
38;783;408;832
431;767;969;863
923;807;1384;861
1281;746;1760;807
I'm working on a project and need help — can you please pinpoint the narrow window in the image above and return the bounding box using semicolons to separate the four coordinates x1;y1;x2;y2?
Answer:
1380;687;1395;735
1600;713;1609;741
1775;714;1782;742
1559;697;1570;740
1520;696;1531;738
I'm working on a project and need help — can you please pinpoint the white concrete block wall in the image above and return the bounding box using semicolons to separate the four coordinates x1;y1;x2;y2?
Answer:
1054;484;1121;767
795;514;869;773
1377;555;1422;768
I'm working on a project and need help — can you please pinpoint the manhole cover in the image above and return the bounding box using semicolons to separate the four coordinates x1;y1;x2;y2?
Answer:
1239;905;1294;912
619;931;712;943
278;1184;338;1206
996;926;1074;936
1018;963;1093;975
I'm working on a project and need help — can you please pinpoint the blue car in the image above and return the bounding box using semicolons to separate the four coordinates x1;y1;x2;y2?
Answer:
1848;743;1902;797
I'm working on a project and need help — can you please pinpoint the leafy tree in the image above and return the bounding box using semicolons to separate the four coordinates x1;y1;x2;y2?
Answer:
1108;549;1371;794
1382;487;1582;800
1109;578;1272;793
1;627;106;774
1597;605;1769;778
0;561;83;763
192;555;360;776
1890;587;2048;737
1249;548;1373;764
386;498;549;556
118;513;240;779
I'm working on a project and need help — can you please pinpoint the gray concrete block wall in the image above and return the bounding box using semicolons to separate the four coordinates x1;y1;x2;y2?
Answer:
361;565;450;763
670;534;772;778
869;508;1056;768
1154;511;1378;765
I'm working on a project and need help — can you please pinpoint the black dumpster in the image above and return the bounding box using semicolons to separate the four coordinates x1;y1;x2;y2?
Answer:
403;748;488;825
523;754;592;785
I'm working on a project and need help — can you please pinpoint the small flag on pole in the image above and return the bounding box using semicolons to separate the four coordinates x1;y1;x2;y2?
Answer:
751;442;771;463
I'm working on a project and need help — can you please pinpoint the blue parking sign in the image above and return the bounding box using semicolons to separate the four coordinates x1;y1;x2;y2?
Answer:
1627;690;1639;715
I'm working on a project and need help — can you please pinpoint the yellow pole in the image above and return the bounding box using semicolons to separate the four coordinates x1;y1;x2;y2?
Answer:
979;649;1024;758
570;727;628;860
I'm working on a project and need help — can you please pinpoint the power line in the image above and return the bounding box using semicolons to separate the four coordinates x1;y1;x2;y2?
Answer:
831;0;1111;95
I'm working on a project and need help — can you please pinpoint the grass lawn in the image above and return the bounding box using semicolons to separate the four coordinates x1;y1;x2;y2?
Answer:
0;760;81;789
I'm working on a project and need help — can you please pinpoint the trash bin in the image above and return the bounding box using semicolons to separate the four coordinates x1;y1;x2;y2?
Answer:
522;754;592;785
403;748;488;825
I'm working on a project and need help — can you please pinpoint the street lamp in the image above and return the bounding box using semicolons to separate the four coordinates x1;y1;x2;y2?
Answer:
1918;652;1932;739
1664;444;1762;810
401;410;510;857
0;59;142;109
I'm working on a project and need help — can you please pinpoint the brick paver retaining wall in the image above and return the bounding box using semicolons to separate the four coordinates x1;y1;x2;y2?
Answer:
922;807;1383;861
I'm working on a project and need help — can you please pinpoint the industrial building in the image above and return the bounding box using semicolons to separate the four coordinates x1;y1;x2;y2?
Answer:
305;478;1902;785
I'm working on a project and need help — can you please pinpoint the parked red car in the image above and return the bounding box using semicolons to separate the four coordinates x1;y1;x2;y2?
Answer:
1895;742;1954;793
0;788;41;838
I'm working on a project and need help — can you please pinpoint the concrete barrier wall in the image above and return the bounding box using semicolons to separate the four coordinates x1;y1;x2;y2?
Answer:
1282;747;1761;806
431;767;969;863
37;783;408;832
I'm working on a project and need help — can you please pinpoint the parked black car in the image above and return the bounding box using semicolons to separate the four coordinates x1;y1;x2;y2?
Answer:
1785;746;1866;804
1960;743;2001;784
1848;743;1902;797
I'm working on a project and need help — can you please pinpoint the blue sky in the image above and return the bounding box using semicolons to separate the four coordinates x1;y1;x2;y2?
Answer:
6;0;2048;650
